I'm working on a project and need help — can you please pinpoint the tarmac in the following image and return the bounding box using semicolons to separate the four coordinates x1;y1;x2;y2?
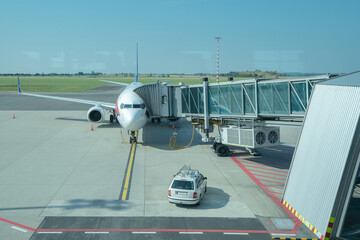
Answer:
0;87;318;240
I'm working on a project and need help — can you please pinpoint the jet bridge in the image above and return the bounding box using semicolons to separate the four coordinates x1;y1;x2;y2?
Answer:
134;75;332;152
179;75;331;119
134;75;331;120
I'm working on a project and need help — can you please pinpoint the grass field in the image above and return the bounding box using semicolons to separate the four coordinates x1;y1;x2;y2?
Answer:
0;75;248;92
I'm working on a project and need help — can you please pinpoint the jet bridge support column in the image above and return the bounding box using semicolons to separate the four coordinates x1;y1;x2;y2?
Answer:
203;77;209;142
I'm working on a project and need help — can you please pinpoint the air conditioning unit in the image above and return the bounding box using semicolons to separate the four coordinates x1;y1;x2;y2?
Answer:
221;126;280;148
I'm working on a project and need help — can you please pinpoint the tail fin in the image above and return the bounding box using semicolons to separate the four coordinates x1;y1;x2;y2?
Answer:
135;43;138;83
17;76;22;94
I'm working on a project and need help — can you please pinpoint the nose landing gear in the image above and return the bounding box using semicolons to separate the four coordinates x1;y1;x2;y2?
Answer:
130;131;137;144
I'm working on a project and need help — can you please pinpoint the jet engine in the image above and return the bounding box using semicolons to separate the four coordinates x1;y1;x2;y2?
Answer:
87;106;105;123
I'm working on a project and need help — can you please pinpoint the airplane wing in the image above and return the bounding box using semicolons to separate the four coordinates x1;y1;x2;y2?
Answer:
100;80;129;86
17;77;115;109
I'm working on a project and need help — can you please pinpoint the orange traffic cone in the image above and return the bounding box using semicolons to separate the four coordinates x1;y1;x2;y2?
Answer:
91;124;94;131
172;123;175;130
13;113;15;119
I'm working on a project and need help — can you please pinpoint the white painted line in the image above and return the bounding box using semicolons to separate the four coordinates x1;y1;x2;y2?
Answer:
224;232;249;235
11;226;28;233
84;232;109;234
132;231;156;234
179;232;203;234
37;232;63;234
271;233;296;237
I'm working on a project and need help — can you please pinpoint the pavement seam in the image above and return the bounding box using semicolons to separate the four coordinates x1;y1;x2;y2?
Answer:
37;129;99;217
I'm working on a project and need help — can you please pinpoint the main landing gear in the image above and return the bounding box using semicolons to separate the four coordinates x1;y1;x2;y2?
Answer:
110;110;116;123
130;131;137;144
110;110;118;123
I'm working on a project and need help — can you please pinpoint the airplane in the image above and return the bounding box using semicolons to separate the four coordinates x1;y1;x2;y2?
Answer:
17;44;148;143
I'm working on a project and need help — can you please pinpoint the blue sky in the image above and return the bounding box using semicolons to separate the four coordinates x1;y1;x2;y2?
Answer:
0;0;359;74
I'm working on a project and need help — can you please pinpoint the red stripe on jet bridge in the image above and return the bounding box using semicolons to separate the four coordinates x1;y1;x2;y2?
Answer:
230;156;302;233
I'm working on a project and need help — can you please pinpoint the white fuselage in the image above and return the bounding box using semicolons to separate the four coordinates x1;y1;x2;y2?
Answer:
115;82;148;131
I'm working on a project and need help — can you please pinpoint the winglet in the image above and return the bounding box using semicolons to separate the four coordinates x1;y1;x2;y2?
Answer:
17;76;22;94
135;43;138;83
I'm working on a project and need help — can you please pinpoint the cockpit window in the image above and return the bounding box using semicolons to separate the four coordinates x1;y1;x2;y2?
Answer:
119;103;145;109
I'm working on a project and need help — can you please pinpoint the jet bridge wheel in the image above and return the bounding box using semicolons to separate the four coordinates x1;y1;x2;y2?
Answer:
216;144;229;157
110;114;114;123
212;142;219;150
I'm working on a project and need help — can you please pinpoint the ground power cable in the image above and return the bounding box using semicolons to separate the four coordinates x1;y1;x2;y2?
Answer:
120;124;196;149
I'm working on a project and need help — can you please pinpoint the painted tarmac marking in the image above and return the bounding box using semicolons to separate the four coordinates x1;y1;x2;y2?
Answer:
242;163;289;174
224;232;249;235
253;174;286;181
259;179;285;185
265;185;284;189
11;226;28;232
249;169;288;177
38;231;63;234
270;191;282;195
179;232;203;234
271;233;296;237
0;218;36;232
119;131;137;200
230;156;302;234
85;231;109;234
0;218;300;235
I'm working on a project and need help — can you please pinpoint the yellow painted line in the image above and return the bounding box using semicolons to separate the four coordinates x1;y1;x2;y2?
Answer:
121;131;137;200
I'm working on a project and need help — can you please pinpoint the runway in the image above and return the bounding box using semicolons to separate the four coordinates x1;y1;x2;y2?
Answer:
0;88;317;240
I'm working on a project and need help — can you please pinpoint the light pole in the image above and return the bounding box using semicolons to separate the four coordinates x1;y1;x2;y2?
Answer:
215;37;221;83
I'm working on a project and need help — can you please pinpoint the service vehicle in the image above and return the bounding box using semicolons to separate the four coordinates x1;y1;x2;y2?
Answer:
168;165;207;205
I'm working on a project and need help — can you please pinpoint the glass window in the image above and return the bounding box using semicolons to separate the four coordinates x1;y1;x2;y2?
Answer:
258;82;289;114
124;104;132;108
291;82;307;112
133;104;141;108
120;103;124;109
141;103;145;109
244;83;255;114
171;180;194;190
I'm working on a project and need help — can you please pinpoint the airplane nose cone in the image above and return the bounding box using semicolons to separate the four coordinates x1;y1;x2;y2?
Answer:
122;110;144;131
